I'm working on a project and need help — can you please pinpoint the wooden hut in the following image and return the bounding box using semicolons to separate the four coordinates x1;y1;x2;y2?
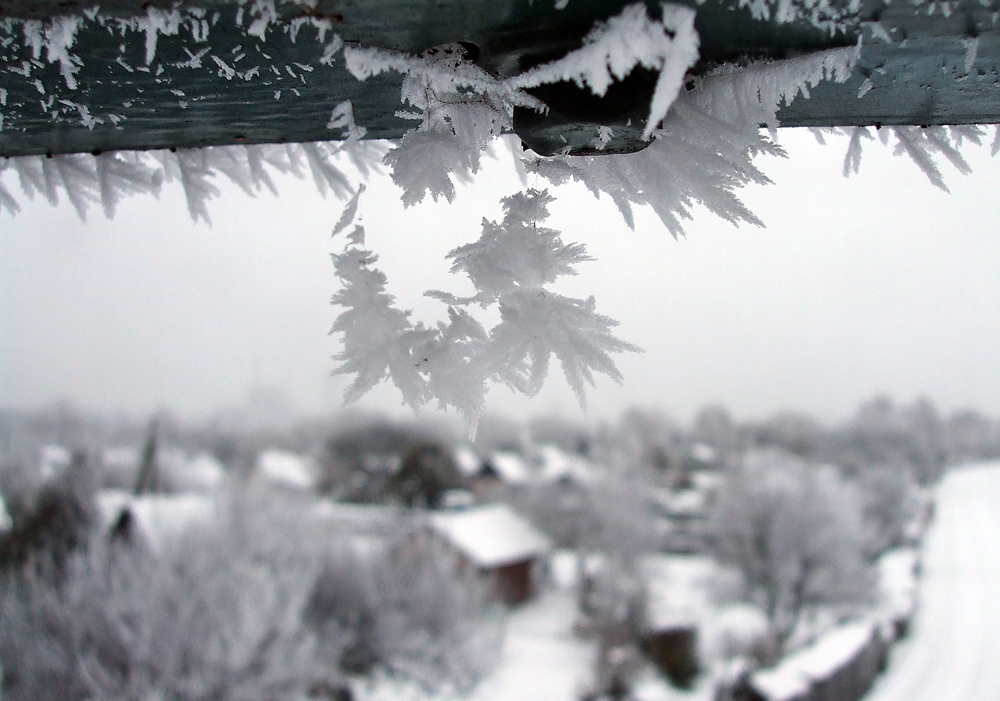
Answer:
736;621;888;701
428;503;551;605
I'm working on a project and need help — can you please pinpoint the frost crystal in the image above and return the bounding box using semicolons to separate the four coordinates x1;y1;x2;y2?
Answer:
0;139;384;222
346;3;700;206
523;46;860;237
330;188;640;432
692;45;860;129
822;124;986;191
510;3;700;139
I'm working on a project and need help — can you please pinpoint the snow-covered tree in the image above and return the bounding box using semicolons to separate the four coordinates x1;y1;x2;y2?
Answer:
710;450;872;654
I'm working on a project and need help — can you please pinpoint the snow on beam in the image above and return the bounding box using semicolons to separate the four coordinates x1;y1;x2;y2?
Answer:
5;0;998;158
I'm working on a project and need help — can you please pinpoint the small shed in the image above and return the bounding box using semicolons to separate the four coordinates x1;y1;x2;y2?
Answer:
640;555;718;687
740;621;887;701
473;452;533;492
428;503;551;605
96;489;215;552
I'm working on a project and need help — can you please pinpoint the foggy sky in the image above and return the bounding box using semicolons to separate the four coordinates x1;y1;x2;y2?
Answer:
2;129;998;427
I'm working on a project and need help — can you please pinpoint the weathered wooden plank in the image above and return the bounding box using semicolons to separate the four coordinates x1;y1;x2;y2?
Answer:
0;0;997;158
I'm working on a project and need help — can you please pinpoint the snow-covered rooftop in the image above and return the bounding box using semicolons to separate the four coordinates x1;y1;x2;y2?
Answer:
878;546;920;620
789;621;874;680
750;666;812;701
453;445;483;478
176;452;227;491
429;503;551;569
535;445;598;484
256;449;316;490
95;489;215;552
640;554;718;631
750;620;876;699
483;452;533;485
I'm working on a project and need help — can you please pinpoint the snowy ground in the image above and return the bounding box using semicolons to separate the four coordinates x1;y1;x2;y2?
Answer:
353;585;711;701
862;461;1000;701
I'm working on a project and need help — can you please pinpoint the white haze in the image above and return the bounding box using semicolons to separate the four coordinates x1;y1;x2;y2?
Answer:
1;128;999;425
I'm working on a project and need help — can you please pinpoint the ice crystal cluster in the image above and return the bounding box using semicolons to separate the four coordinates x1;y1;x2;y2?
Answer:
1;0;995;430
0;102;381;222
331;186;640;432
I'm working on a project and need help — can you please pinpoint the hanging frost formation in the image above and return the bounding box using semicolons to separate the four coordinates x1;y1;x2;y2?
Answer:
331;187;640;432
2;0;998;430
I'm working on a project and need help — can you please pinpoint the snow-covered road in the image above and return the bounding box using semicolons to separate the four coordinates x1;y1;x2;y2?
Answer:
863;461;1000;701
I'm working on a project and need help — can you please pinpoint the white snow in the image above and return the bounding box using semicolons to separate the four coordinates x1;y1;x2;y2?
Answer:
689;443;718;464
550;549;607;590
95;488;133;528
354;589;597;701
485;451;533;484
877;547;919;626
95;489;215;551
255;448;316;490
862;461;1000;701
0;492;12;532
127;493;215;552
651;488;706;518
640;554;717;631
452;445;483;478
429;502;551;569
310;499;401;533
790;621;875;679
169;452;227;491
747;622;875;700
39;443;71;477
535;445;598;484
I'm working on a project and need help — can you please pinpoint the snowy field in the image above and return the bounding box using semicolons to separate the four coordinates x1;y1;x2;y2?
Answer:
863;461;1000;701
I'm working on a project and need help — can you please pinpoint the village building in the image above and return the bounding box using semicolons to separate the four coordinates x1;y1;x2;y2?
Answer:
428;502;551;605
640;554;719;686
255;448;317;491
95;489;216;552
730;621;888;701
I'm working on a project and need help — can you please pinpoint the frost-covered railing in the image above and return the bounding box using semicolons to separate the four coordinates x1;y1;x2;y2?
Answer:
3;0;1000;159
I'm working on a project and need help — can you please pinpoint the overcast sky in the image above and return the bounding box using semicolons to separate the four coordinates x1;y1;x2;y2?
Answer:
1;129;998;427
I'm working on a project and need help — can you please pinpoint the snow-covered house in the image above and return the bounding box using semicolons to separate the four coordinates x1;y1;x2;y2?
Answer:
534;445;599;485
95;489;215;552
470;451;533;494
452;445;484;480
255;449;317;491
428;502;551;605
734;621;887;701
